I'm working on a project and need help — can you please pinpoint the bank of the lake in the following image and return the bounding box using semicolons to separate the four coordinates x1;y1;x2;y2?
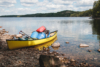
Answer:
0;17;100;67
0;28;91;67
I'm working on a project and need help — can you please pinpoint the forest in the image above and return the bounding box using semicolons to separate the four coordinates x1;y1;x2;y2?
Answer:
92;0;100;18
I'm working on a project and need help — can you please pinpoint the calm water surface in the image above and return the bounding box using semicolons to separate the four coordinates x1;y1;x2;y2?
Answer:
0;17;100;66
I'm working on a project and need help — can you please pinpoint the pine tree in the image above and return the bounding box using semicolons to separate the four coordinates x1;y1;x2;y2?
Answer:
93;0;100;18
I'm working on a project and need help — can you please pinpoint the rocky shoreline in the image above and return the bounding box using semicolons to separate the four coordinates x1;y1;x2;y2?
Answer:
0;26;92;67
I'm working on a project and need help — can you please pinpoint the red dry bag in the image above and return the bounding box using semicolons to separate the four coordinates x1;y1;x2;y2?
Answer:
36;26;46;32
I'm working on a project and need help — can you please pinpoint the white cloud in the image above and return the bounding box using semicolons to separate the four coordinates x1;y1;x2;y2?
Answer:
20;0;38;3
0;0;16;7
50;0;72;5
75;0;98;7
20;0;38;6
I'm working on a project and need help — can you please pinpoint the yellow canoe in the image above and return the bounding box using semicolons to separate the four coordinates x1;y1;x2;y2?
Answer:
6;30;58;49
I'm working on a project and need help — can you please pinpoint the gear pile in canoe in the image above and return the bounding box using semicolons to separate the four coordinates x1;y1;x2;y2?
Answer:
6;26;58;49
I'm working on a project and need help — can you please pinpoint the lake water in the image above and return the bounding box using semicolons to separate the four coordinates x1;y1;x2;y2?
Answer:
0;17;100;66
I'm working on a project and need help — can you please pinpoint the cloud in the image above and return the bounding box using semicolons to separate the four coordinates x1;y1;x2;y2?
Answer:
20;0;38;6
48;0;79;5
0;0;16;7
75;0;98;7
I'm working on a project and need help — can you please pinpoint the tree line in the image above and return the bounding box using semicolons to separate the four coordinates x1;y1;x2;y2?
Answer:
92;0;100;18
0;10;92;17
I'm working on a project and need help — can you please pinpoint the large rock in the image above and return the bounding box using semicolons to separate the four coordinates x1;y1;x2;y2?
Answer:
80;44;89;47
39;55;64;67
51;42;60;47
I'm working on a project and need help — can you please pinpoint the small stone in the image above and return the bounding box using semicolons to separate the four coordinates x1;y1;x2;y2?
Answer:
44;52;48;54
56;56;60;58
18;61;22;64
70;59;75;62
59;57;64;61
66;41;69;44
1;63;4;66
94;58;97;60
85;63;89;66
80;44;89;47
49;52;52;54
62;54;65;56
98;49;100;52
88;50;92;52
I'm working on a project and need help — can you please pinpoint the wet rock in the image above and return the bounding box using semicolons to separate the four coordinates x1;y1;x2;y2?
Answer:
80;44;89;47
98;49;100;52
61;54;65;56
39;55;64;67
70;59;75;62
51;42;60;47
66;41;69;44
43;47;50;51
94;58;97;60
59;57;64;61
52;47;59;50
88;50;92;52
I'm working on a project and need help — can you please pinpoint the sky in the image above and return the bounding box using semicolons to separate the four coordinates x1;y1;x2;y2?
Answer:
0;0;98;16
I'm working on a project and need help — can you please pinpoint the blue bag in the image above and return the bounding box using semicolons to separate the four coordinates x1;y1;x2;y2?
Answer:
37;32;46;39
30;31;38;38
47;33;50;38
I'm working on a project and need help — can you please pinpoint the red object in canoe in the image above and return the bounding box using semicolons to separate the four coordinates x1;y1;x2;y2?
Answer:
36;26;46;32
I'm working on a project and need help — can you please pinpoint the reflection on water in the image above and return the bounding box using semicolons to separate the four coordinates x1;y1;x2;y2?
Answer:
0;17;100;66
91;19;100;40
33;36;58;50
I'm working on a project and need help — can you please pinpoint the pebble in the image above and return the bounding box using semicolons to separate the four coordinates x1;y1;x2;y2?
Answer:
70;59;75;62
55;56;60;58
44;52;48;54
18;61;22;64
66;41;69;44
88;50;92;52
60;64;66;67
62;54;65;56
59;57;64;61
94;58;97;60
98;49;100;52
80;44;89;47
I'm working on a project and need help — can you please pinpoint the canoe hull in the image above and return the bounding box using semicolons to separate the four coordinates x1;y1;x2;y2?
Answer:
6;31;57;49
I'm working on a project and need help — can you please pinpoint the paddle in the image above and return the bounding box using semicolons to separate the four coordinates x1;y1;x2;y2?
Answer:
19;30;36;40
19;30;30;37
